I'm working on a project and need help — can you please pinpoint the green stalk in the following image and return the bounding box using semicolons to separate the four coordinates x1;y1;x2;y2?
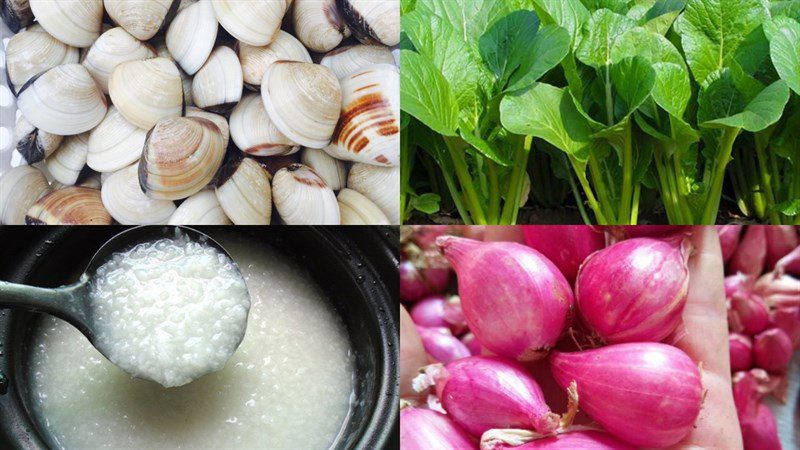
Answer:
500;137;531;225
588;155;615;223
742;147;767;220
444;137;487;225
566;158;592;225
488;161;501;224
653;151;678;223
668;154;694;223
631;183;641;225
570;156;609;224
399;127;412;221
701;127;741;224
754;144;781;224
731;156;752;217
441;168;473;225
618;123;634;224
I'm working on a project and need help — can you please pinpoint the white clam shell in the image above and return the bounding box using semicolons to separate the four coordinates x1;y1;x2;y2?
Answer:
87;106;148;173
340;0;399;47
237;30;311;89
17;64;108;136
104;0;179;41
82;27;157;93
230;93;298;157
152;38;195;106
347;163;399;224
211;0;288;46
139;117;226;200
191;46;243;113
320;44;394;79
109;57;183;130
215;158;272;225
327;64;399;166
166;0;218;74
0;165;52;225
273;164;339;225
262;62;342;149
292;0;349;53
185;107;229;149
168;190;231;225
337;188;390;225
46;132;90;186
301;147;347;191
101;163;176;224
5;26;79;93
29;0;103;47
14;115;63;164
26;186;112;225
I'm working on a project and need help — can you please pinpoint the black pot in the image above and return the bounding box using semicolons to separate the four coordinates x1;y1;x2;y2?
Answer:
0;226;400;449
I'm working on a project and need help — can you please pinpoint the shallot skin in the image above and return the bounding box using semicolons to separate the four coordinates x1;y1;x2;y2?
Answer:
400;407;474;450
740;403;782;450
717;225;742;263
550;343;703;448
575;237;691;343
729;333;754;372
522;225;605;283
438;237;574;361
491;430;636;450
753;328;793;372
729;226;767;276
410;295;450;329
416;326;471;364
438;356;559;438
400;260;450;302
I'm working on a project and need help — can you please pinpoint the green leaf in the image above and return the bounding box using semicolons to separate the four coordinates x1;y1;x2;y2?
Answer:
774;199;800;216
764;16;800;95
500;83;594;161
610;56;657;118
651;62;692;118
507;25;571;92
459;127;512;166
532;0;591;46
478;10;542;91
415;0;522;44
580;0;628;14
642;0;686;35
675;0;769;85
612;27;685;67
771;1;800;21
576;9;637;68
400;50;460;136
772;108;800;162
410;193;442;214
701;77;791;132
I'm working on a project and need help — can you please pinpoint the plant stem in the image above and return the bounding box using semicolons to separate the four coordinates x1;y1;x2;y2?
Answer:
488;161;500;224
588;154;615;223
570;156;608;224
400;127;412;221
619;123;634;224
701;127;741;225
631;183;641;225
755;144;781;224
445;137;487;225
500;137;531;225
566;156;592;225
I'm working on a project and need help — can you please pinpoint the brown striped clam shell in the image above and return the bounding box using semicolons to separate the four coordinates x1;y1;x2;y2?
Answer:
25;186;112;225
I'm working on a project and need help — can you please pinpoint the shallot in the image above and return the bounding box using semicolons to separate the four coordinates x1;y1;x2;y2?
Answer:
730;293;770;335
729;226;767;276
717;225;742;263
522;225;605;283
430;356;560;438
461;332;482;355
575;237;691;343
729;333;753;372
754;273;800;309
725;272;753;298
550;343;703;448
771;307;800;349
774;244;800;276
765;226;798;269
400;406;475;450
410;296;449;329
740;403;782;450
400;260;450;302
416;326;471;364
438;236;573;361
753;328;792;372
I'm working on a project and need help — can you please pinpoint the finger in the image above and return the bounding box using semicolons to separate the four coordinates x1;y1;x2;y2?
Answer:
400;305;428;401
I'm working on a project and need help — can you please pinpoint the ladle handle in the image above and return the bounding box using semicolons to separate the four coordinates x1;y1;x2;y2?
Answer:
0;281;92;336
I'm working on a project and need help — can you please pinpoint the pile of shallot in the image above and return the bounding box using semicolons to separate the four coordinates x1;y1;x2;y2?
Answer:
721;226;799;450
400;225;796;450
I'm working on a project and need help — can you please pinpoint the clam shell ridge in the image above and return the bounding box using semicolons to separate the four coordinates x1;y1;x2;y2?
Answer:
82;27;157;93
166;0;218;75
293;0;349;53
5;27;79;94
139;117;226;200
301;147;347;191
338;188;390;225
215;157;272;225
237;30;312;89
25;187;112;225
262;62;342;149
101;163;177;224
87;106;148;173
168;190;231;225
230;93;298;157
328;64;399;166
29;0;103;47
347;163;399;224
273;164;340;225
192;46;243;113
0;165;52;225
104;0;181;41
339;0;400;47
16;64;108;136
46;133;90;186
108;57;184;130
320;44;394;79
211;0;288;46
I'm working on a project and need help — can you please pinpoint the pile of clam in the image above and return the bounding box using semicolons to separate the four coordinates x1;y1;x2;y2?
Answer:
0;0;400;225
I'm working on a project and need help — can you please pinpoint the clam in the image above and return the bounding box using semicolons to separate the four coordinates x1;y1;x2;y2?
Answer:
101;163;176;224
82;27;157;93
0;165;51;225
327;64;399;166
293;0;349;53
237;30;311;90
25;186;112;225
301;147;347;191
191;46;243;113
320;44;394;79
108;57;184;130
46;133;90;186
347;163;399;224
339;0;400;47
139;117;226;200
211;0;288;46
1;0;33;32
87;106;148;173
14;115;63;164
261;62;342;149
185;107;229;149
16;64;107;135
272;164;340;225
153;38;195;106
104;0;180;41
5;26;79;94
215;157;272;225
166;0;218;74
230;93;299;157
337;188;390;225
168;190;231;225
28;0;103;47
